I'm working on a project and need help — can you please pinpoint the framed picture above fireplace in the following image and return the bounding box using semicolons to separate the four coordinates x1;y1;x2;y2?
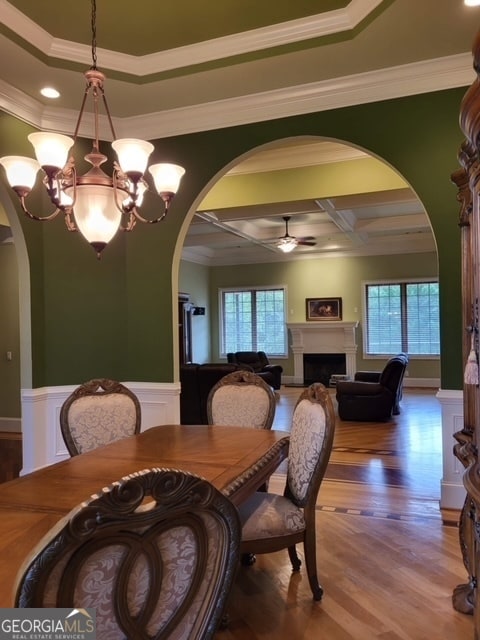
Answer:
306;297;343;321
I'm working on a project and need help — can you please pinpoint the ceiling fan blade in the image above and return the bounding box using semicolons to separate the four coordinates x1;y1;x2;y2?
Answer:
260;217;316;248
261;237;287;244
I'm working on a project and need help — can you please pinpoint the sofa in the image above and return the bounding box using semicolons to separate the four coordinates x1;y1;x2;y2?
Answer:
226;351;283;390
180;363;243;424
335;353;409;422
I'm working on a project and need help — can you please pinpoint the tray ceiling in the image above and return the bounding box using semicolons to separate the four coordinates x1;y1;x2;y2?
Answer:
0;0;477;262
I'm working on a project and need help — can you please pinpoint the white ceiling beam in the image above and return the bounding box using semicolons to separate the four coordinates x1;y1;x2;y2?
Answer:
355;213;432;234
316;199;367;246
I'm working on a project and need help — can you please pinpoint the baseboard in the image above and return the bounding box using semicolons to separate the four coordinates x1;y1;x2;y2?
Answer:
403;377;440;388
441;508;461;527
282;375;440;388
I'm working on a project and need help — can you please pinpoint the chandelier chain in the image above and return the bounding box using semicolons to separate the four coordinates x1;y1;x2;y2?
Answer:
91;0;97;70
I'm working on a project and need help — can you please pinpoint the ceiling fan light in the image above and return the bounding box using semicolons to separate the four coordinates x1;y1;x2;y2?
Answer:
28;132;74;170
277;238;297;253
112;138;154;175
0;156;40;190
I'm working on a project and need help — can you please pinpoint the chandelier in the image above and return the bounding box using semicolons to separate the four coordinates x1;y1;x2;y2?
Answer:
0;0;185;258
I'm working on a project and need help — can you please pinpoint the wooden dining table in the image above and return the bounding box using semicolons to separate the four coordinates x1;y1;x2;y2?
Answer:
0;424;289;607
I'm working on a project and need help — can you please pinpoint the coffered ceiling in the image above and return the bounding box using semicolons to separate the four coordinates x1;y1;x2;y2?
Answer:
0;0;478;263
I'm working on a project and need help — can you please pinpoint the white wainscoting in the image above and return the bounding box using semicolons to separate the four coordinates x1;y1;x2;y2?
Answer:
16;382;466;513
20;381;181;475
436;389;465;511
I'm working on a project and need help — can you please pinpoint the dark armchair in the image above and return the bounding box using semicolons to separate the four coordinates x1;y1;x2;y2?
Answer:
335;353;409;422
226;351;283;390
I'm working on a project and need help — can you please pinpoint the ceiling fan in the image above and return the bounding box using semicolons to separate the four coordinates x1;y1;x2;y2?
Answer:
266;216;317;253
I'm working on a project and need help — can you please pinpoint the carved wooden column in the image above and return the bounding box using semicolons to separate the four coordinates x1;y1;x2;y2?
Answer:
452;152;475;617
453;29;480;637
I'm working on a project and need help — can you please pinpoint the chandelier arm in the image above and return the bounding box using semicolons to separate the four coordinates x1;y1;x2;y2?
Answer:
120;212;137;233
18;193;78;232
119;202;169;231
18;197;64;223
127;205;169;225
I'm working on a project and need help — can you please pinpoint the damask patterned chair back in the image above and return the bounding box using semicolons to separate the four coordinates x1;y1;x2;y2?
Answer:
15;468;241;640
60;378;141;456
206;369;276;429
238;383;335;601
287;383;335;508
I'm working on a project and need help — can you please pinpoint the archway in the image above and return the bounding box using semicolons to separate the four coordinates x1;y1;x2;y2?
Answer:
173;134;448;515
174;135;439;385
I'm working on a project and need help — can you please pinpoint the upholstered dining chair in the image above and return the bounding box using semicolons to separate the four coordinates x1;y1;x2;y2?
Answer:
207;369;276;429
238;382;336;601
60;378;141;456
15;467;241;640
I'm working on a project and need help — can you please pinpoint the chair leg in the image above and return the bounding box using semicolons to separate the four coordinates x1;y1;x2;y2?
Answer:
303;532;323;601
288;545;301;571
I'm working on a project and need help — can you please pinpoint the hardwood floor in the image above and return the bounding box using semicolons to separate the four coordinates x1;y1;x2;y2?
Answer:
216;386;473;640
0;391;472;637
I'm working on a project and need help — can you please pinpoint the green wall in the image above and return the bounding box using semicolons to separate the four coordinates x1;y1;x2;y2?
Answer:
201;251;440;380
0;85;465;400
0;243;20;416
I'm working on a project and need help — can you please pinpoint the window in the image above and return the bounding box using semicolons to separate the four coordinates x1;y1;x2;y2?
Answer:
220;286;287;356
363;280;439;356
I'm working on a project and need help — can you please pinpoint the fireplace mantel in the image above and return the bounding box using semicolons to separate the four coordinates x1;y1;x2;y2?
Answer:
287;321;359;384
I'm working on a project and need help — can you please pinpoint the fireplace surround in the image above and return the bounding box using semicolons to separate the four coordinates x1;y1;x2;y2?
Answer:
287;322;358;385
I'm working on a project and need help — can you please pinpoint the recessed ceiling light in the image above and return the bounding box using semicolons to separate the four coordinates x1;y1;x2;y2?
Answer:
40;87;60;99
465;0;480;6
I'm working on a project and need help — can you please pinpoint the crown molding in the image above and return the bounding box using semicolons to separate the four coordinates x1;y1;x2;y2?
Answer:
227;142;367;174
0;53;474;140
115;53;475;139
0;0;382;75
0;79;40;127
181;238;437;267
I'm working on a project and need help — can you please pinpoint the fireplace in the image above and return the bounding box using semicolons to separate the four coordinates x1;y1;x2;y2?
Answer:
287;322;358;385
303;353;346;386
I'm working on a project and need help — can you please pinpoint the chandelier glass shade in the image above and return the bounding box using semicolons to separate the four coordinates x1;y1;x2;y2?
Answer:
0;2;185;258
